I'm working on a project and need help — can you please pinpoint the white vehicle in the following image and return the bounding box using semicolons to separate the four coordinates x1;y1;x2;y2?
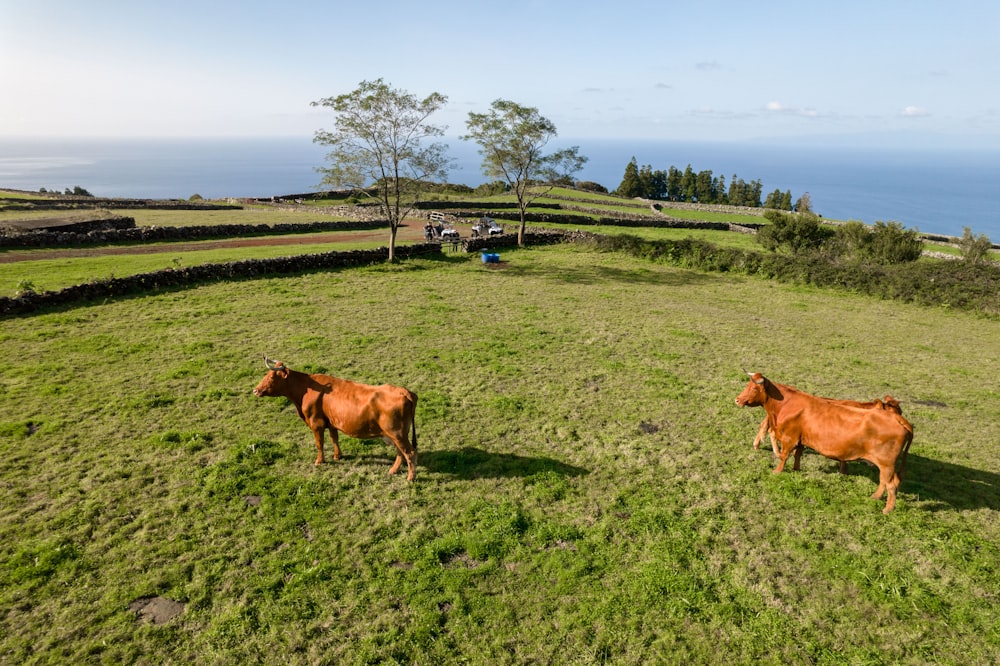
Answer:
424;213;460;241
471;217;504;238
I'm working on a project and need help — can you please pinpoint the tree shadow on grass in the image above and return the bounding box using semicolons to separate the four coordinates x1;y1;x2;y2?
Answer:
821;452;1000;512
417;447;590;481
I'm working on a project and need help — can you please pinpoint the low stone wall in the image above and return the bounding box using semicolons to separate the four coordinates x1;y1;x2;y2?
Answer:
0;229;596;317
1;216;137;234
0;197;242;212
415;201;561;212
462;229;575;253
0;220;387;249
0;243;442;317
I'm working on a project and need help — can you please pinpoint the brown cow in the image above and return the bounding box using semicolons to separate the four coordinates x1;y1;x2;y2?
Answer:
752;393;904;475
736;372;913;513
253;355;419;481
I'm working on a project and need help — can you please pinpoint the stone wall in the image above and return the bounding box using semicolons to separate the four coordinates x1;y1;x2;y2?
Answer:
0;243;441;317
0;220;387;249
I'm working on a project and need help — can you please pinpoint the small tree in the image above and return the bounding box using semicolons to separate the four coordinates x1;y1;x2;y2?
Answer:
463;99;587;246
616;158;642;197
828;220;923;264
757;210;833;254
958;226;993;265
866;221;923;264
312;79;450;262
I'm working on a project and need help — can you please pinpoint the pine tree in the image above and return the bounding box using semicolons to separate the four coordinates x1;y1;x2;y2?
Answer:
616;157;642;197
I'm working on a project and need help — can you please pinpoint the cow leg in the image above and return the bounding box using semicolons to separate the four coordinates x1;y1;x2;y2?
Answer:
312;428;325;465
753;418;768;450
384;435;417;481
772;442;792;474
329;428;342;461
871;467;890;501
792;445;804;471
838;460;848;474
878;468;899;513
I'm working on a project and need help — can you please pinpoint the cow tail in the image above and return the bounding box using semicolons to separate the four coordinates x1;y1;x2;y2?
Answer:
896;420;913;484
411;393;418;451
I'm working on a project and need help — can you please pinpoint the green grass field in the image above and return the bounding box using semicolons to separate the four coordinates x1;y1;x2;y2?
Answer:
1;243;998;664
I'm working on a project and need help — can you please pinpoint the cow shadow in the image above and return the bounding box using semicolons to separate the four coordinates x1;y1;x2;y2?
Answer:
825;453;1000;512
416;447;590;481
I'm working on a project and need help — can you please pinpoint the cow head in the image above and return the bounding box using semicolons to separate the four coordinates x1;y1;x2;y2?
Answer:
253;354;290;397
735;371;769;407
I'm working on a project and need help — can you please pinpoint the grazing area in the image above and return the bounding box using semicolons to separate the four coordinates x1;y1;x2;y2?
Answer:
1;243;998;663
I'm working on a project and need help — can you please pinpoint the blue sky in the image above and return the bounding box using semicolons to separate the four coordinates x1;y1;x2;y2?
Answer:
3;0;999;147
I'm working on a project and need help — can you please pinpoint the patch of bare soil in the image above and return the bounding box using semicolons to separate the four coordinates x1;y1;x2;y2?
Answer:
128;596;185;625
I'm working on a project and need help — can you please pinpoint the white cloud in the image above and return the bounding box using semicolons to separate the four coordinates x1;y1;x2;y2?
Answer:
766;101;823;119
902;106;930;117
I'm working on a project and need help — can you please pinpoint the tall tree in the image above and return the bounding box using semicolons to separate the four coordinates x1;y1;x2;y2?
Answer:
667;167;683;201
681;165;696;201
617;157;642;197
463;99;587;246
312;79;450;262
649;168;668;200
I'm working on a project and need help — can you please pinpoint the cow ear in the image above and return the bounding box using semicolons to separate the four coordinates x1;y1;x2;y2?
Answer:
753;374;765;385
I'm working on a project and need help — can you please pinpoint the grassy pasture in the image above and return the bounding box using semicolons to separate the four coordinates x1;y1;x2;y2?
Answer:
0;234;390;295
1;244;998;664
0;206;351;228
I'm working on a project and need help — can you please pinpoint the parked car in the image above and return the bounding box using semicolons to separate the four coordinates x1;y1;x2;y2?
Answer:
471;217;504;238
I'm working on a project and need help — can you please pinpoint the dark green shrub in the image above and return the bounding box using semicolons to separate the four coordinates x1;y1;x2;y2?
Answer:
576;181;608;193
958;227;993;265
473;180;508;196
825;220;922;265
866;221;923;264
757;210;834;254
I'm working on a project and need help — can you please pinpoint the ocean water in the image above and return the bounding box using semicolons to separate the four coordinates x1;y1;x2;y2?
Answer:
1;136;998;240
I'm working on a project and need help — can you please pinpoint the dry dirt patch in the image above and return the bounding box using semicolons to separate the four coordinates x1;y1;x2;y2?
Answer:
128;596;185;625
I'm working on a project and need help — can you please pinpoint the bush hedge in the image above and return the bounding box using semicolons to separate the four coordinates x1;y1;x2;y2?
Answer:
579;233;1000;316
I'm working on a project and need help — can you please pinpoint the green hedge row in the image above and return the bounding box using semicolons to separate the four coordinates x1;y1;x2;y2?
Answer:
579;234;1000;316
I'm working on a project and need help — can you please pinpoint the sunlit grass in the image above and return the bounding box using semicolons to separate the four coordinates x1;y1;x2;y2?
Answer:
0;245;998;663
0;234;389;294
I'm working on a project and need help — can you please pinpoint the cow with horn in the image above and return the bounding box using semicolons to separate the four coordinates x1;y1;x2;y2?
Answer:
253;355;419;481
735;371;913;513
